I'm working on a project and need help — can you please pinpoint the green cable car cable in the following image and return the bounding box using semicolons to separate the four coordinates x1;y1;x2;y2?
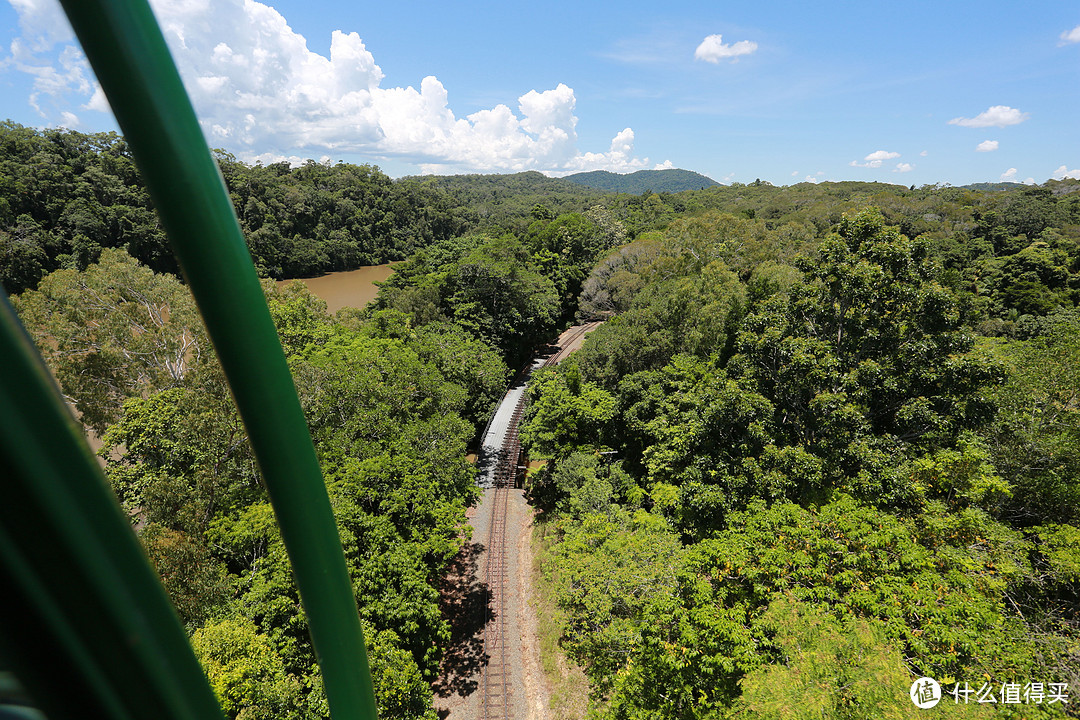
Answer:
0;0;378;718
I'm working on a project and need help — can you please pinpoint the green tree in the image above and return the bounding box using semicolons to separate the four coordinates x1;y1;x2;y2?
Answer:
444;235;559;362
13;248;207;433
982;312;1080;524
731;597;993;719
522;364;616;458
730;209;1001;500
191;616;305;720
141;523;230;628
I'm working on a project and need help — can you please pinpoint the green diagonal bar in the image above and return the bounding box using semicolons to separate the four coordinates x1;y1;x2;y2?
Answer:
0;290;227;720
50;1;378;718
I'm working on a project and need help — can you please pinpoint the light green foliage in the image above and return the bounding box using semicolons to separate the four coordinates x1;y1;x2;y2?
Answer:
548;507;682;692
632;355;778;530
264;279;334;356
103;376;261;534
651;211;762;277
524;211;610;309
346;308;509;429
731;598;992;719
527;452;644;522
905;434;1011;510
364;627;440;720
522;364;616;457
1033;524;1080;583
577;233;664;318
410;170;606;235
595;496;1039;720
191;616;305;720
13;247;207;433
574;259;745;390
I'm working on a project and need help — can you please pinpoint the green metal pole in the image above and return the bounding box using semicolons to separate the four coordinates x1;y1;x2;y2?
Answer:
51;1;378;719
0;291;227;720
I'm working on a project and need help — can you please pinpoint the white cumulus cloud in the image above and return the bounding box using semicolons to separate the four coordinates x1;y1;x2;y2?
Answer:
948;105;1029;128
1000;168;1018;182
552;127;649;175
694;34;758;63
850;150;901;168
1060;25;1080;45
893;163;914;173
654;159;676;170
1053;165;1080;180
976;140;999;152
5;0;650;174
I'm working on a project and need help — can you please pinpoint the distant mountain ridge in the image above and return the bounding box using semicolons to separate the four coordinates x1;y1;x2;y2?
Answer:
562;168;719;194
961;182;1025;192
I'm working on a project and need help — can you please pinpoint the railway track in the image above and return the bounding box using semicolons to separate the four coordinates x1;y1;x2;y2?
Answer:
478;400;523;720
475;322;600;720
539;320;602;367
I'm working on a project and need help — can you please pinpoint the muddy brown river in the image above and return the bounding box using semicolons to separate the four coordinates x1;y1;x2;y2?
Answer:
277;264;394;314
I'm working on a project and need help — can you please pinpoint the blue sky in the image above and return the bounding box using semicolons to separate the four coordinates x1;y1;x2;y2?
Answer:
2;0;1078;186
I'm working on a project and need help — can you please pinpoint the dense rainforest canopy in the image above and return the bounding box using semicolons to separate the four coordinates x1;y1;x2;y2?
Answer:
3;122;1080;719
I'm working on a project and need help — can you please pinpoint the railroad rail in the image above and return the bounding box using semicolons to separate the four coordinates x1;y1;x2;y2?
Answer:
538;321;602;368
478;394;524;719
474;321;601;720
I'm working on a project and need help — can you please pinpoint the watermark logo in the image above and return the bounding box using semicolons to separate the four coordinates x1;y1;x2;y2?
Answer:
909;677;1069;708
911;677;942;709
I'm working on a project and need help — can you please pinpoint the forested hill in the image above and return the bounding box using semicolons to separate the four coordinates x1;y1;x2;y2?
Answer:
562;168;718;193
401;170;607;232
963;182;1027;192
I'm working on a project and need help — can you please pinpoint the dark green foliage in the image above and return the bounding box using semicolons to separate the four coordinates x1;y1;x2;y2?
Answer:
403;170;606;234
562;169;719;194
218;155;466;278
0;122;465;288
375;231;565;364
982;312;1080;526
0;121;173;284
444;236;560;361
521;365;617;458
527;208;1078;720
